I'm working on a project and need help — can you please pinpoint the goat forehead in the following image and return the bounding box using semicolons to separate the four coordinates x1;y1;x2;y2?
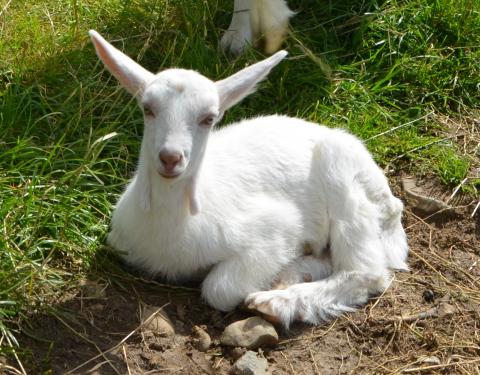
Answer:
143;69;217;104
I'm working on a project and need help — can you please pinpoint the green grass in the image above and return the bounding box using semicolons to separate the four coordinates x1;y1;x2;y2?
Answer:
0;0;479;357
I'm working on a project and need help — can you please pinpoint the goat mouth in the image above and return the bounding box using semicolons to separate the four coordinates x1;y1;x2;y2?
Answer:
159;171;181;179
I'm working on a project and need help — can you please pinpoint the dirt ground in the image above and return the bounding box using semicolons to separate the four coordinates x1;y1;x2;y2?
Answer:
5;175;480;374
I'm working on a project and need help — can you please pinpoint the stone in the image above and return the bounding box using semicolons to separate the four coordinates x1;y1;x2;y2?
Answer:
192;325;211;352
437;302;456;318
141;305;175;337
402;176;451;214
231;350;268;375
220;316;278;349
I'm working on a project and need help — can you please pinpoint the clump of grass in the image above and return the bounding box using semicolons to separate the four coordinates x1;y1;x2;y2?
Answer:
0;0;478;367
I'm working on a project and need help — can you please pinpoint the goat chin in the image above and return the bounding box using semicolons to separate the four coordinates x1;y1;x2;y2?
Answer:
90;29;409;328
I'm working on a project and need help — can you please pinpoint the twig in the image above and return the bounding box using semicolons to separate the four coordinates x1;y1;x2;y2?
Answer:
122;345;132;375
280;351;297;375
402;358;480;373
367;111;434;141
405;209;437;231
364;274;395;322
187;354;213;375
406;208;477;254
66;304;167;374
381;305;441;323
363;354;395;373
0;0;12;17
0;364;24;375
309;347;321;375
132;276;199;293
86;360;113;373
410;248;479;294
279;318;338;344
52;312;121;375
292;35;332;79
448;177;469;203
388;135;459;165
426;244;480;287
349;343;364;375
468;260;478;272
471;200;480;217
4;333;27;375
382;320;399;354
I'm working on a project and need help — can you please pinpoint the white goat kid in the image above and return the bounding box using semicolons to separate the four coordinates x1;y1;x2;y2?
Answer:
90;30;408;327
221;0;294;55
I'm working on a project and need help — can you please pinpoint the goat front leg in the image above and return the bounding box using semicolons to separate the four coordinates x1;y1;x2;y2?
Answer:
201;197;303;311
221;0;253;55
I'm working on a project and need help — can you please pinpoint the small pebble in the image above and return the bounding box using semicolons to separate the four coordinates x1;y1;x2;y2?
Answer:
423;289;435;303
437;303;456;318
192;325;211;352
230;347;247;360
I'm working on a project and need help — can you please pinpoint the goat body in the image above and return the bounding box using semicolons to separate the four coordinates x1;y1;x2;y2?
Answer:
90;30;408;327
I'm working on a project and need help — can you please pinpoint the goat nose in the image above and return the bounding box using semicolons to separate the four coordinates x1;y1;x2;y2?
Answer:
159;150;183;170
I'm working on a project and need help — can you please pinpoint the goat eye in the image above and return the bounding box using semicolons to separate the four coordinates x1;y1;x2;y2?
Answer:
200;116;215;127
143;106;155;117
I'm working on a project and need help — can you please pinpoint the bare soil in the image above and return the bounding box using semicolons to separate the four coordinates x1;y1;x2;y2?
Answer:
6;176;480;374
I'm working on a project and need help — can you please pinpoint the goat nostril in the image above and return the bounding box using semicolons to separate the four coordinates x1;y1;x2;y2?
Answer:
159;151;183;169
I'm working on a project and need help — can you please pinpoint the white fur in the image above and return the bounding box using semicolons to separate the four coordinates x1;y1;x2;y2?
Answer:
90;30;408;327
221;0;295;54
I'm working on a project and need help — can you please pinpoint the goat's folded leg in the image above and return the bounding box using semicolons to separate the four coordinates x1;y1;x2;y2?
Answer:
246;188;394;327
201;197;303;312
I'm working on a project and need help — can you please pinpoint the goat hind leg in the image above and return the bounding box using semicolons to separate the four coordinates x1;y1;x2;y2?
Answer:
247;200;392;327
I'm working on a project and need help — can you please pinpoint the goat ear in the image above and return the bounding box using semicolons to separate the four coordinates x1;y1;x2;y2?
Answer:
89;30;154;96
215;50;287;113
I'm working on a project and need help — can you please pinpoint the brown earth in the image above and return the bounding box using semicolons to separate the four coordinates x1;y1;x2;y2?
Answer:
5;175;480;374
